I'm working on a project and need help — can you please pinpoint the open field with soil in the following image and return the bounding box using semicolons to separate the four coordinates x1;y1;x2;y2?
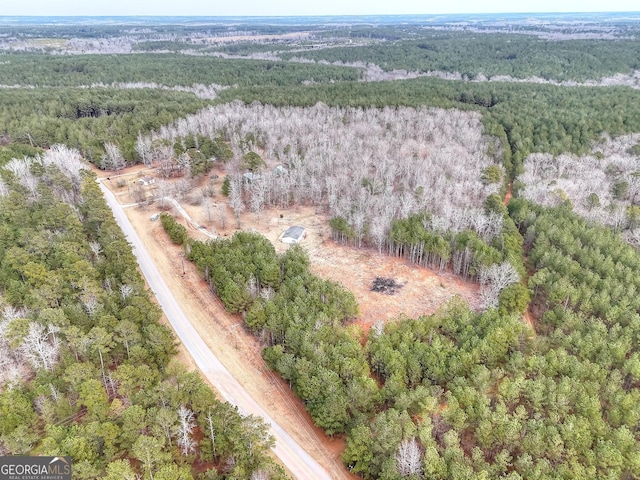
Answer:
97;163;480;477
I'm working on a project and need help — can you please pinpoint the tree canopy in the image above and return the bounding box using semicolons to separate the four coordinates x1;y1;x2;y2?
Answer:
0;150;286;480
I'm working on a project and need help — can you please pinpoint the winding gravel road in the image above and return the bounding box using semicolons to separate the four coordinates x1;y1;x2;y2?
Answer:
99;180;332;480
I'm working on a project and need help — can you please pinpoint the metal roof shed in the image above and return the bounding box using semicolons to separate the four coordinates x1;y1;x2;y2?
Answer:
280;226;306;244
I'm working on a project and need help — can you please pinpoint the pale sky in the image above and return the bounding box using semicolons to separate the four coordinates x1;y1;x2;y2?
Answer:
2;0;638;17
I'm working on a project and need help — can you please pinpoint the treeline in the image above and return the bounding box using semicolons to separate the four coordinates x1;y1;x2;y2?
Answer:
184;232;372;435
0;87;209;162
0;149;286;480
349;210;528;311
349;287;640;479
0;143;42;164
218;78;640;177
332;203;523;275
513;199;640;330
160;213;189;245
281;31;640;82
0;53;361;87
171;214;640;478
4;51;640;178
0;24;141;39
132;40;200;52
208;42;301;55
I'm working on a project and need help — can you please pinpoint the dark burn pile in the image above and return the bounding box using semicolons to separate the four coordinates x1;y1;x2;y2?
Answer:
370;277;405;295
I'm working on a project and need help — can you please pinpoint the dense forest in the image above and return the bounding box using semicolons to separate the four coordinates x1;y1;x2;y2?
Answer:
0;54;360;87
4;55;640;178
278;32;640;82
0;88;210;162
0;147;285;479
150;102;525;311
519;133;640;231
3;14;640;480
167;201;640;479
217;78;640;178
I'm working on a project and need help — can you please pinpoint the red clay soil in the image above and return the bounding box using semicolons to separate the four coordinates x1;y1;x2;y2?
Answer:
503;182;512;206
309;241;481;336
523;308;537;335
96;164;483;479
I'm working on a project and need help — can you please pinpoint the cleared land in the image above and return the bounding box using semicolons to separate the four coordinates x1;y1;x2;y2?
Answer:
98;164;479;477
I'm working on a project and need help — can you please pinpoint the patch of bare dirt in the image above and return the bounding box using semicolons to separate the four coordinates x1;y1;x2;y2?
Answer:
96;166;353;479
96;164;481;478
504;182;512;206
523;309;537;335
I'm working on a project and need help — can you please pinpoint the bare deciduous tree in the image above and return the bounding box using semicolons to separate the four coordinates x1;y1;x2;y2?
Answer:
119;284;134;302
247;274;259;299
395;437;424;477
89;241;103;262
479;261;520;308
136;133;153;167
102;142;126;173
155;179;172;209
249;180;266;218
228;178;245;229
351;210;366;249
217;204;228;230
177;405;196;456
250;470;270;480
369;217;386;254
81;292;100;316
174;178;192;199
206;410;216;456
371;319;384;338
0;178;8;197
204;196;214;223
131;183;147;205
20;323;60;372
40;144;86;187
3;157;39;201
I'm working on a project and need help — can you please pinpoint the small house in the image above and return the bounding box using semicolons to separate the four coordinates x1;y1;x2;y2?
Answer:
280;226;306;244
138;176;155;186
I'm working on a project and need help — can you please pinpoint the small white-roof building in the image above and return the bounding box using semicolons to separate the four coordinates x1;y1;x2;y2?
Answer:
138;176;155;186
280;225;306;244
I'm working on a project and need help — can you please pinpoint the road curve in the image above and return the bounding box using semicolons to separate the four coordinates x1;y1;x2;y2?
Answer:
99;181;332;480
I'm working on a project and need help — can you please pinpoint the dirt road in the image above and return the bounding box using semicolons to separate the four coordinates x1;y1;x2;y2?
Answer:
99;180;333;480
97;165;479;480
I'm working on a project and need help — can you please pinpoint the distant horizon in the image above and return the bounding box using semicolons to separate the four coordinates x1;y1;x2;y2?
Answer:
2;0;639;18
2;11;640;23
2;11;640;17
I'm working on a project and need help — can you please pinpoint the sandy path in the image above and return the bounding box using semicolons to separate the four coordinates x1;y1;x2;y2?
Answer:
98;168;353;479
98;165;481;478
